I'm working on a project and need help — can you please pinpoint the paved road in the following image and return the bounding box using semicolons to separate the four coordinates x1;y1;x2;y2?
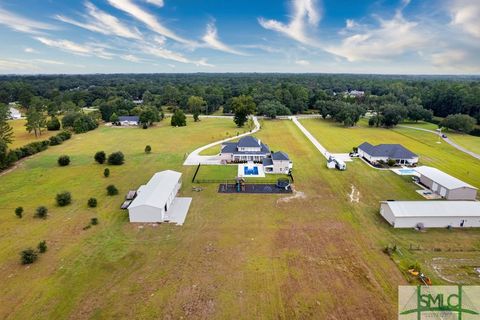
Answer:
183;116;260;165
291;116;352;162
399;125;480;160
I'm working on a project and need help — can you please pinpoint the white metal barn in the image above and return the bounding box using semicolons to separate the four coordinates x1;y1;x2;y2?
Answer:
380;200;480;228
128;170;184;223
415;166;477;200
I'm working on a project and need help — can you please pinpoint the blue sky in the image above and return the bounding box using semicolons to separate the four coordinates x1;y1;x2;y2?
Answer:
0;0;479;74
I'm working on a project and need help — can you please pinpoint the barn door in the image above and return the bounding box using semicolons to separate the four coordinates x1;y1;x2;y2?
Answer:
440;187;447;197
432;182;438;191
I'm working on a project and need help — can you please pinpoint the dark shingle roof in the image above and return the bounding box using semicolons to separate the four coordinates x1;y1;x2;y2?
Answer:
262;158;273;166
118;116;139;122
272;151;290;161
221;142;237;153
238;136;260;148
221;138;270;155
358;142;417;159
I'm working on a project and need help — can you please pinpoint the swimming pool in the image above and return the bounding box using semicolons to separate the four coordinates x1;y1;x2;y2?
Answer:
244;166;259;175
399;169;416;174
392;167;419;176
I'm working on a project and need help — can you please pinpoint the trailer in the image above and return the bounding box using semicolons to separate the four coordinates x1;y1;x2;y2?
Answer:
327;156;346;170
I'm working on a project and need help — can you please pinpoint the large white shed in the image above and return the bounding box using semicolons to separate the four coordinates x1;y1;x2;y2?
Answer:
380;200;480;228
128;170;182;223
415;166;477;200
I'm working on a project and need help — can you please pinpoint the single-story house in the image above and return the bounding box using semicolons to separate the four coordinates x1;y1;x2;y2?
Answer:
8;107;21;119
415;166;477;200
118;116;139;126
220;136;271;163
128;170;192;225
380;200;480;228
358;142;419;165
262;151;293;174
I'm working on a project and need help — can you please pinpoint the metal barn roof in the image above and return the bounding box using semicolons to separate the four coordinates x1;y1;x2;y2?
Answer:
382;201;480;218
128;170;181;209
415;166;477;190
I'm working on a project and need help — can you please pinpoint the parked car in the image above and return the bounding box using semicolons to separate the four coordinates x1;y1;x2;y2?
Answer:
349;152;359;157
441;134;447;138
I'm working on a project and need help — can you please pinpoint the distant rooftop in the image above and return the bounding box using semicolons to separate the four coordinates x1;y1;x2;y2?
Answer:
358;142;417;159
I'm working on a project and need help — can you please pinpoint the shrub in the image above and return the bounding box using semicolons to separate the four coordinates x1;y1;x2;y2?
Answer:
103;168;110;177
107;184;119;196
37;240;47;253
94;151;106;164
73;114;98;133
107;151;124;165
49;135;63;146
46;116;61;131
469;128;480;137
15;206;23;218
171;109;187;127
88;197;97;208
368;117;375;126
57;155;70;166
57;130;72;141
56;192;72;206
91;217;99;225
387;159;396;167
20;248;38;264
34;206;48;219
145;145;151;154
142;123;148;129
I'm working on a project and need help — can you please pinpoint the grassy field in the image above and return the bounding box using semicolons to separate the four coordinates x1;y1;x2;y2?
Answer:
8;119;57;149
1;116;479;319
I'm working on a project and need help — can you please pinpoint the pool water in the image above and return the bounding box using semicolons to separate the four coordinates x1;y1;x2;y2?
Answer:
399;169;416;174
244;166;259;175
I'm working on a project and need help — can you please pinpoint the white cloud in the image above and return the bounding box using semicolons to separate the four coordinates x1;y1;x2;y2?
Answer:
431;49;467;66
24;47;39;53
107;0;195;45
0;7;55;34
450;0;480;38
121;54;141;62
0;59;39;71
295;59;310;65
35;59;65;65
141;44;212;66
202;23;246;55
145;0;164;7
56;2;142;40
258;0;321;45
35;37;115;59
326;8;427;61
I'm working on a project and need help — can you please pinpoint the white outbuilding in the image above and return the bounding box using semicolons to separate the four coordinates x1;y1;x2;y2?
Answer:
128;170;192;225
380;200;480;228
414;166;477;200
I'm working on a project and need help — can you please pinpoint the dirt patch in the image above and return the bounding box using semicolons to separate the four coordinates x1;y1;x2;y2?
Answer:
430;257;480;284
348;184;360;203
277;187;306;204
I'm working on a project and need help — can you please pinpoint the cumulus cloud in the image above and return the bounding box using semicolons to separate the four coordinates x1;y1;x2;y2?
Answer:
202;23;246;55
258;0;321;45
107;0;195;45
55;2;142;40
145;0;164;7
326;5;427;61
431;49;467;66
0;7;55;34
450;0;480;38
35;37;115;59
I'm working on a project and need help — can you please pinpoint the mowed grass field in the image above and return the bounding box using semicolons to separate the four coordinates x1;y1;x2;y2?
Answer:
8;119;57;149
0;116;479;319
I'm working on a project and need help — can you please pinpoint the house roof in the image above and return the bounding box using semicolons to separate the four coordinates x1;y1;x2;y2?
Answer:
358;142;417;159
128;170;181;209
221;138;270;155
118;116;139;122
382;201;480;218
272;151;290;161
262;158;273;166
238;136;261;148
415;166;477;190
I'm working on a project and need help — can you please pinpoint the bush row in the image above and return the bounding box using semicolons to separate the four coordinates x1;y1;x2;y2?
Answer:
0;131;72;171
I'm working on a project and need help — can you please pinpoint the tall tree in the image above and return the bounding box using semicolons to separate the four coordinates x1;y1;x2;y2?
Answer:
232;95;256;127
0;103;13;145
187;96;206;122
25;107;46;137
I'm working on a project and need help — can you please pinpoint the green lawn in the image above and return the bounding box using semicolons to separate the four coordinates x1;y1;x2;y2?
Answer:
1;117;479;319
7;119;57;149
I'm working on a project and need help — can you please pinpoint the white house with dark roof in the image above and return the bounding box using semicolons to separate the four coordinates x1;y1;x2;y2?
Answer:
358;142;419;165
220;136;271;163
262;151;293;174
415;166;477;200
8;106;21;119
118;116;139;126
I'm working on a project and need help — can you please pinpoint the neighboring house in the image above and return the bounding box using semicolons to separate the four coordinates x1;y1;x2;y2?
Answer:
8;106;22;119
415;166;478;200
262;151;293;174
128;170;192;225
358;142;419;165
118;116;139;126
220;136;271;163
380;200;480;228
344;90;365;98
133;99;144;104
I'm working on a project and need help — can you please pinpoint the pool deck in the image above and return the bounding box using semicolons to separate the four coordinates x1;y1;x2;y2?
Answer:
237;163;266;178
